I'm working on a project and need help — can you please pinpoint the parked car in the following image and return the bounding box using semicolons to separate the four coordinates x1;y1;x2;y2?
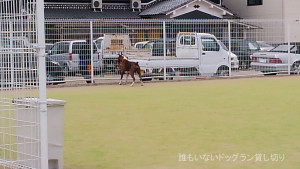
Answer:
0;55;65;87
0;38;64;86
147;67;176;80
222;39;260;69
47;40;102;75
142;66;200;80
251;42;300;75
142;38;176;56
45;43;53;54
134;41;149;49
46;55;65;85
218;40;239;69
257;41;274;52
174;67;200;76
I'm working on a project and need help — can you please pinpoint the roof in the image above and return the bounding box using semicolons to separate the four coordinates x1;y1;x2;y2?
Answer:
45;0;153;3
45;8;141;19
43;0;240;19
174;10;218;19
141;0;194;16
179;32;215;37
140;0;232;17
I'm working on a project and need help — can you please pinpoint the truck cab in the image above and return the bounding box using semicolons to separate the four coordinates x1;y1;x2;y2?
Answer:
176;32;230;75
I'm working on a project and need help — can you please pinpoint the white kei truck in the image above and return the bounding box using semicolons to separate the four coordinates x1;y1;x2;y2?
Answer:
129;32;231;77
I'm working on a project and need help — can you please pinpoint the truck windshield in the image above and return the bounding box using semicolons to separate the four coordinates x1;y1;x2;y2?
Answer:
218;41;229;51
201;38;220;51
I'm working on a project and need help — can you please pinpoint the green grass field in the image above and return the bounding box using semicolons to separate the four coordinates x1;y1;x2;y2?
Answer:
48;76;300;169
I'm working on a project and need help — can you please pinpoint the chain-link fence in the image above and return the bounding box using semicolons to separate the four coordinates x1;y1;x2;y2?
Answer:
44;19;299;85
1;0;47;168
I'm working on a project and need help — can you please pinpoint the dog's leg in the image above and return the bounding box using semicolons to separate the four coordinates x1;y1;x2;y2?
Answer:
125;72;129;84
119;71;124;85
130;72;135;87
137;69;144;86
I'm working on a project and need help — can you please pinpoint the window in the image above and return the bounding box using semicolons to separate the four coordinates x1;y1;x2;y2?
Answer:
180;36;196;46
111;39;123;46
73;42;98;54
50;44;59;55
72;42;84;54
143;42;153;49
51;42;69;55
95;39;102;50
209;0;221;5
247;0;263;6
60;43;70;54
201;38;220;51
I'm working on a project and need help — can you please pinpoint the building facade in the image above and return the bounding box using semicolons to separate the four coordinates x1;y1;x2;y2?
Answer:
223;0;300;41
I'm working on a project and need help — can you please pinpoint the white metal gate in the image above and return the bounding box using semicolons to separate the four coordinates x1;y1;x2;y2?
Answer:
0;0;47;169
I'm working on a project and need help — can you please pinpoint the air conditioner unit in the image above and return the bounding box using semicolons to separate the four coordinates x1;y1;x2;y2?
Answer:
91;0;102;11
130;0;141;10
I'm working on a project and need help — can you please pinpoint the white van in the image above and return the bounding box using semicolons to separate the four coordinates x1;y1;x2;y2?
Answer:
47;40;102;75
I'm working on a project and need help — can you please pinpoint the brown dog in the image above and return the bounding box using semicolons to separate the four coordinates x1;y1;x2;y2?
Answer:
118;54;144;86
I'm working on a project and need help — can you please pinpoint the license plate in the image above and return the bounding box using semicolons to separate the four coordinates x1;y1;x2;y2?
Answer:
259;58;267;63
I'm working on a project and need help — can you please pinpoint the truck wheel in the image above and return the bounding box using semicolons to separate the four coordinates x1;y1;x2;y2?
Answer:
217;66;229;76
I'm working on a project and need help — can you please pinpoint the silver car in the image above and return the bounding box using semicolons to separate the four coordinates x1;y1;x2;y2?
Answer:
251;43;300;75
47;40;102;75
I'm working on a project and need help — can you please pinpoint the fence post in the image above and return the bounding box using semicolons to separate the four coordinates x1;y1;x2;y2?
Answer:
287;20;291;75
90;21;94;83
163;20;167;81
36;0;49;168
9;21;14;88
227;20;232;77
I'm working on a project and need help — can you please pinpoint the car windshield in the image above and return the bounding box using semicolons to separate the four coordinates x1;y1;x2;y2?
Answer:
95;39;102;50
143;42;154;49
258;42;273;48
248;42;260;50
270;45;296;53
45;44;53;53
135;43;145;49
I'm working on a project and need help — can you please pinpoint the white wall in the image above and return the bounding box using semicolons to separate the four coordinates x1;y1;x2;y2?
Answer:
284;0;300;42
223;0;300;42
223;0;283;19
